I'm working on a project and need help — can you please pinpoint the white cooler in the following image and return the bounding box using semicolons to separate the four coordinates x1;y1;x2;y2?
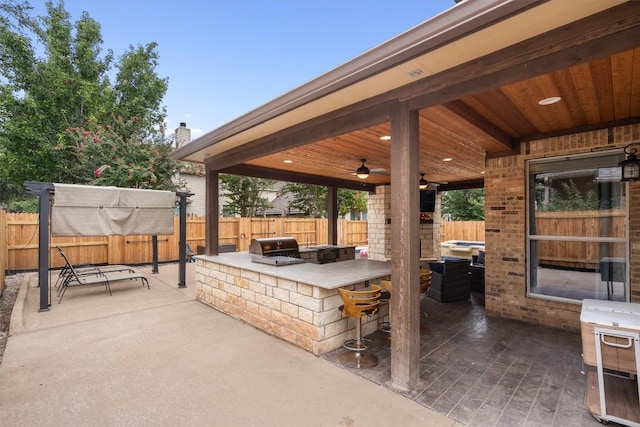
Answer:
581;299;640;373
580;299;640;426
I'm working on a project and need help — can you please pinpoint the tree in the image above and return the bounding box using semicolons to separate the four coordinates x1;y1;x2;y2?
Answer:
441;188;485;220
282;183;327;218
281;183;368;218
535;179;599;212
0;0;168;200
67;117;179;190
337;189;367;218
220;175;274;217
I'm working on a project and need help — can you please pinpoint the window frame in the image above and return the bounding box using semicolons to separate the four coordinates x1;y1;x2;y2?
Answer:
525;150;629;304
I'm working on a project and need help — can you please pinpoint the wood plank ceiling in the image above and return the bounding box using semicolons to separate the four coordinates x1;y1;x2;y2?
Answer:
240;47;639;189
195;2;640;192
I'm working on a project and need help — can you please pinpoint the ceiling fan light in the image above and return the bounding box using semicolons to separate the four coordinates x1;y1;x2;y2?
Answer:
356;159;370;179
419;174;428;189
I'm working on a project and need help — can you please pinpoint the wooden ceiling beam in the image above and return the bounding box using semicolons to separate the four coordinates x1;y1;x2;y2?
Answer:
218;164;377;193
441;100;515;152
404;2;640;111
210;101;392;171
438;179;485;191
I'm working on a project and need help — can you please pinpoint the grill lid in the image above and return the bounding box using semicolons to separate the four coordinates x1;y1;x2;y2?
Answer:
249;237;300;257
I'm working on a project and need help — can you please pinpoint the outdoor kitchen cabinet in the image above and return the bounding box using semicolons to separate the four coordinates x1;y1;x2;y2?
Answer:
580;300;640;426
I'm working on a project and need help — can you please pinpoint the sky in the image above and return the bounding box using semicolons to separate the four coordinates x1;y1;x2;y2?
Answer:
34;0;457;140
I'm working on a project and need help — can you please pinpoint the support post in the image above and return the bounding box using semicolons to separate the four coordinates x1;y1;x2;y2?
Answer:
24;181;54;312
205;170;219;255
152;235;159;274
176;192;193;288
327;186;338;245
389;102;421;391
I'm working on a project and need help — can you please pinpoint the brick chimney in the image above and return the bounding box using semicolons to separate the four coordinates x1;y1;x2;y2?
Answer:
175;122;191;148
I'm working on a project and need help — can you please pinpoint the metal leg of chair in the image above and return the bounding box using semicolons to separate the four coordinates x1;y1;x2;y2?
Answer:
339;316;379;369
376;301;391;348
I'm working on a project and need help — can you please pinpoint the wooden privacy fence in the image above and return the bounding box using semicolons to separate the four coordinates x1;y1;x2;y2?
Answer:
440;221;485;242
0;209;7;294
534;210;626;270
4;214;369;271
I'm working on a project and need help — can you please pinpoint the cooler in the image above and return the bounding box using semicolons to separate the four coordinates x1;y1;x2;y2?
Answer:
580;299;640;374
580;300;640;426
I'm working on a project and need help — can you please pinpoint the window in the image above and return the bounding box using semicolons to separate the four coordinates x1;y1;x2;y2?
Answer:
527;152;628;302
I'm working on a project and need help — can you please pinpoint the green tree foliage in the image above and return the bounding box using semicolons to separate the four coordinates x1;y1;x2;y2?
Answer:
441;188;485;220
281;183;368;218
536;179;599;212
66;117;179;190
337;189;368;219
220;175;274;217
0;0;168;200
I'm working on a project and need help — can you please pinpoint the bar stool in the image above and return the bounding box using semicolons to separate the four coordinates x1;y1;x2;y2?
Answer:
337;285;381;368
378;280;392;332
376;280;392;348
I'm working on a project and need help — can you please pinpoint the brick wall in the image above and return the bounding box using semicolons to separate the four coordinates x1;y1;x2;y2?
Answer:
485;124;640;332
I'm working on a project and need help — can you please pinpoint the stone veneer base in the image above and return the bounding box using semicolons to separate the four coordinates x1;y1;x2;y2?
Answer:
194;256;390;356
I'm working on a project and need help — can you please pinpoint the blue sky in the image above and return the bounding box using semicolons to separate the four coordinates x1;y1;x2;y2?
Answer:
37;1;456;139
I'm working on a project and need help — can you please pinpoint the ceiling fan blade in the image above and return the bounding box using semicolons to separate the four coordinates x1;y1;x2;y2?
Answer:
370;168;389;176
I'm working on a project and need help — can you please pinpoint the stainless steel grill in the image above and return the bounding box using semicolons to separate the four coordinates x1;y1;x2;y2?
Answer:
249;237;305;266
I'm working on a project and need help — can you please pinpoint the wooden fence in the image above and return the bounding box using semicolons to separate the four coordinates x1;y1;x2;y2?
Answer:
0;210;6;295
535;210;626;270
6;213;612;273
440;221;485;242
4;214;369;271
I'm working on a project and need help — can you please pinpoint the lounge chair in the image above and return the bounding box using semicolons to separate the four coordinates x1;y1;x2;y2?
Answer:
54;247;135;290
56;247;149;303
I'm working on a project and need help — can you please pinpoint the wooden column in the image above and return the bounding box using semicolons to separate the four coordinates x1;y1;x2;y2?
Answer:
327;186;338;245
205;170;219;256
389;101;421;391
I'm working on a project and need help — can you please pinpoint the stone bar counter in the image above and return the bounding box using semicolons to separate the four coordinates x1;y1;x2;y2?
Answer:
194;251;391;355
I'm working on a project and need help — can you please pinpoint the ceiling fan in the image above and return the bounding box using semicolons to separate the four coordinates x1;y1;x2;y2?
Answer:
353;159;389;179
419;173;446;189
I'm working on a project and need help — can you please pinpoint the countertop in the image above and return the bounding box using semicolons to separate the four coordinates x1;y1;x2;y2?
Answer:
196;252;390;289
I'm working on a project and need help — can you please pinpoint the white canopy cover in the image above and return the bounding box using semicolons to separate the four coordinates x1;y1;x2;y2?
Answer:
51;184;175;237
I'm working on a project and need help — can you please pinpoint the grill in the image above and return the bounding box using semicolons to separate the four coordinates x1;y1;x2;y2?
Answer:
249;237;305;266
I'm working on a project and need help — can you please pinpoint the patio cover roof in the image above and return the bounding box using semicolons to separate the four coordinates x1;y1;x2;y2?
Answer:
172;0;640;191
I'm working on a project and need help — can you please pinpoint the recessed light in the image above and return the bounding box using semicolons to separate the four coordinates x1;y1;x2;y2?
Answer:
283;159;293;164
443;157;452;162
379;135;391;141
538;96;561;105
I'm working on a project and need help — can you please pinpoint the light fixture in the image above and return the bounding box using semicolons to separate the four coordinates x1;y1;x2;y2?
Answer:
283;159;293;164
419;173;428;189
379;135;391;141
538;96;561;105
619;143;640;181
356;159;370;179
443;157;452;162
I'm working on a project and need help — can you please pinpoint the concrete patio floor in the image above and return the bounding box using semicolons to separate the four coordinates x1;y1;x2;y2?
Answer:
323;293;605;427
0;262;459;427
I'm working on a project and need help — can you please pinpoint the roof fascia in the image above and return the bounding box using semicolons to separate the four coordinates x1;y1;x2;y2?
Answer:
172;0;541;161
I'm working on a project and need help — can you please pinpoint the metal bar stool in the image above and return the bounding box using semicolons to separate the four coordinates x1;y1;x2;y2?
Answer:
337;284;381;368
376;280;392;348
